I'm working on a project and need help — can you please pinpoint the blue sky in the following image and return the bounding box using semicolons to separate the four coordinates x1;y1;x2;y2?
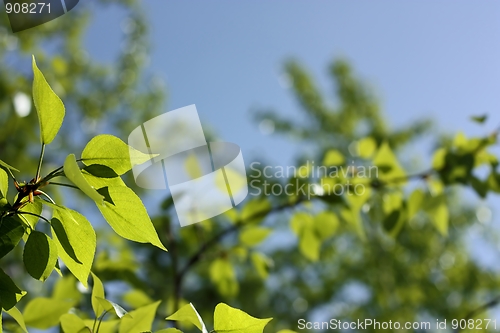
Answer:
86;0;500;166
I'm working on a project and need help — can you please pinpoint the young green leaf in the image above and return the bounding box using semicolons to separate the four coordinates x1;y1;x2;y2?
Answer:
166;303;208;333
0;160;20;173
0;168;8;198
119;301;161;333
60;313;90;333
155;329;183;333
23;231;58;281
18;198;43;229
32;56;65;145
209;258;239;297
213;303;272;333
299;228;321;261
23;297;73;329
239;227;272;247
64;154;104;205
95;297;131;319
91;272;106;317
51;207;96;288
313;211;339;240
81;134;154;175
0;268;26;311
5;306;28;333
0;216;24;259
241;198;271;224
95;186;167;251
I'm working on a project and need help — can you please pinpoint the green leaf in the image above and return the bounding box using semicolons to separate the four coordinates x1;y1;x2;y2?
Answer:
23;297;73;329
290;212;314;236
428;199;449;236
156;329;183;333
23;231;58;281
60;313;90;333
119;301;161;333
95;186;166;251
277;331;298;333
51;207;96;287
18;199;43;229
52;275;81;306
471;114;488;124
64;154;104;204
313;211;339;240
213;303;272;333
0;168;7;198
0;160;19;173
239;227;272;247
166;303;207;333
357;137;377;158
96;297;131;319
6;306;28;333
91;273;105;317
83;164;119;178
373;141;406;180
432;148;447;170
209;258;239;297
241;198;271;224
81;134;154;175
408;188;424;219
0;268;25;310
323;149;344;166
32;56;65;145
299;228;321;261
83;319;119;333
0;216;24;259
123;289;154;309
251;252;272;279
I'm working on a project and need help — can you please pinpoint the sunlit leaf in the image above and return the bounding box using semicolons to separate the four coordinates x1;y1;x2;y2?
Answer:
81;134;154;175
5;306;28;333
91;273;106;317
23;297;73;329
0;160;19;173
32;56;65;144
94;186;167;251
209;258;238;297
241;198;271;224
64;153;104;204
95;297;131;319
239;227;272;247
313;211;339;240
119;301;161;333
213;303;272;333
323;149;344;166
166;303;208;333
60;313;90;333
0;168;7;198
357;137;377;158
299;228;321;261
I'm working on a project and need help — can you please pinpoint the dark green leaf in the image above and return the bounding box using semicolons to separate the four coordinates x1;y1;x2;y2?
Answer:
0;216;24;259
23;231;58;281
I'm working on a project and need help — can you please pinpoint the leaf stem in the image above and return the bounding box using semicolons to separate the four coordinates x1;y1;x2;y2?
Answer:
95;310;109;333
16;211;50;224
49;182;79;190
36;144;46;182
36;190;56;204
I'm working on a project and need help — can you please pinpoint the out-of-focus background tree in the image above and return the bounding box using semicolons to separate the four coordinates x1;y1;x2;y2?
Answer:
2;1;500;333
